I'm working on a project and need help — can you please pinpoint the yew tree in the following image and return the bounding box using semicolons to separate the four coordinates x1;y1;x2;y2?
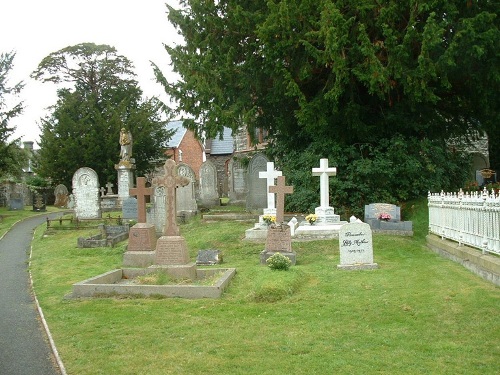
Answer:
158;1;499;214
32;43;172;187
0;51;28;180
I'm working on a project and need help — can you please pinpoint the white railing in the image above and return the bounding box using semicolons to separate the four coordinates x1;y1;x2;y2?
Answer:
428;189;500;255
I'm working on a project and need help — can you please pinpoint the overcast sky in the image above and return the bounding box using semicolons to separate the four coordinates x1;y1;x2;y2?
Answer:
0;0;182;145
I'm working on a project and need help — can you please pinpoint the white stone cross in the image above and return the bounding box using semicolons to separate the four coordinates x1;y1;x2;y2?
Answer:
312;158;337;208
259;162;282;210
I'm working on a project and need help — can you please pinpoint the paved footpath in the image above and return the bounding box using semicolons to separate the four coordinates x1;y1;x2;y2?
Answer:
0;213;63;375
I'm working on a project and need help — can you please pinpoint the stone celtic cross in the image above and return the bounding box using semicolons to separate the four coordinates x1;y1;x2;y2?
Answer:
312;158;337;208
106;182;114;194
153;159;190;236
129;177;152;223
259;162;282;211
269;175;293;224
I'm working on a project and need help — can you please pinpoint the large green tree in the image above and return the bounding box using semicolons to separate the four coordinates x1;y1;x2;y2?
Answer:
32;43;173;187
158;1;499;214
0;51;28;180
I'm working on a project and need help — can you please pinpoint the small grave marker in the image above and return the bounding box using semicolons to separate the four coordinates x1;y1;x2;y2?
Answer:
338;221;378;270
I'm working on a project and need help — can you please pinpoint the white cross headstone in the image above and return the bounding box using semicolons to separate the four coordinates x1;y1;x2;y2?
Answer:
312;158;336;208
259;162;282;215
312;158;340;225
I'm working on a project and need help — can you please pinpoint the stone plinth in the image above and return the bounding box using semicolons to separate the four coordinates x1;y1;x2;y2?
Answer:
265;225;292;252
127;223;157;251
314;206;340;225
261;225;296;265
116;165;135;202
155;236;190;265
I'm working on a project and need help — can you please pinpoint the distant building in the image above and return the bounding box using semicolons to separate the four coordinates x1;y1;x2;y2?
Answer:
164;121;205;179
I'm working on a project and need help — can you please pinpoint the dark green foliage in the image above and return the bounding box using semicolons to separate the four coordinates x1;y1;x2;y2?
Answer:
0;52;28;179
32;43;173;187
160;1;499;213
272;134;469;218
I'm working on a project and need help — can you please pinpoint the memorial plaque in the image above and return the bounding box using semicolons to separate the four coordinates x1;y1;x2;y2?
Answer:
155;236;190;265
265;226;292;252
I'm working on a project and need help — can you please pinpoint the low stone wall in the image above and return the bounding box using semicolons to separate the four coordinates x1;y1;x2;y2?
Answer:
77;224;129;248
426;234;500;286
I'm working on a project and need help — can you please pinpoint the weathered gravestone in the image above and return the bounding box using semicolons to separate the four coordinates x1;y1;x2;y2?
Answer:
122;197;138;220
199;160;219;206
228;158;247;203
9;192;24;211
364;203;413;234
260;176;296;265
196;249;222;265
123;177;157;267
153;159;191;265
54;184;69;208
246;153;269;211
338;220;378;270
72;167;101;219
32;191;47;212
152;185;166;234
176;163;198;216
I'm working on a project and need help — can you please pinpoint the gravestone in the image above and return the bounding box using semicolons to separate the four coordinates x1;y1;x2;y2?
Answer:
176;163;198;215
122;197;138;220
106;182;114;195
9;192;24;211
72;167;101;219
246;153;269;211
32;191;47;212
260;175;296;265
152;185;166;234
364;203;413;234
338;220;378;270
312;158;340;225
196;249;222;265
54;184;69;208
228;158;247;202
67;194;75;209
153;159;191;265
199;160;219;206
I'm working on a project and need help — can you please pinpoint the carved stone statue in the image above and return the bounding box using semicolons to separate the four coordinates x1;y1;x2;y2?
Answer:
119;128;133;161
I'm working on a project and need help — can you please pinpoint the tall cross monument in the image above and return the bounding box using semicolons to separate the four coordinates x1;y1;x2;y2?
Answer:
312;158;340;225
269;176;293;224
153;159;191;265
259;162;282;215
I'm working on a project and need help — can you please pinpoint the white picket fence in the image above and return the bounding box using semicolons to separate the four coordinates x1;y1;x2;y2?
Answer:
428;189;500;255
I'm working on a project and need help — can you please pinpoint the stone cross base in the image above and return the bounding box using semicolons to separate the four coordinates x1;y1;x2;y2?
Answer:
315;206;340;225
337;263;379;271
265;226;292;252
260;250;296;265
127;223;157;251
155;236;190;265
123;251;155;268
263;208;277;216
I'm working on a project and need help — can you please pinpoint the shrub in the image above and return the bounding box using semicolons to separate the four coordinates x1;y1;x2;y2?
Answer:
266;252;292;271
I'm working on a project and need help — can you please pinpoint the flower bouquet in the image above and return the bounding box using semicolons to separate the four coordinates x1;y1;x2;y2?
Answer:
378;213;391;221
306;214;318;225
262;215;276;226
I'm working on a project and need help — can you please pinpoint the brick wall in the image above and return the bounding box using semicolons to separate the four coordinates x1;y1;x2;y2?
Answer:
165;131;204;179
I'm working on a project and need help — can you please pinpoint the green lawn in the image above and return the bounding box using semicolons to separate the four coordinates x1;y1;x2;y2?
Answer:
28;199;499;375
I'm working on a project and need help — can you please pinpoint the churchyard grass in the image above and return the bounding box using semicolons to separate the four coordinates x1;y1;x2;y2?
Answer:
0;206;65;238
29;199;499;375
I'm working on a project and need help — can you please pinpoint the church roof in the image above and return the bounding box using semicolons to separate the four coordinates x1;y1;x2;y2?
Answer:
166;121;187;148
210;127;234;155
